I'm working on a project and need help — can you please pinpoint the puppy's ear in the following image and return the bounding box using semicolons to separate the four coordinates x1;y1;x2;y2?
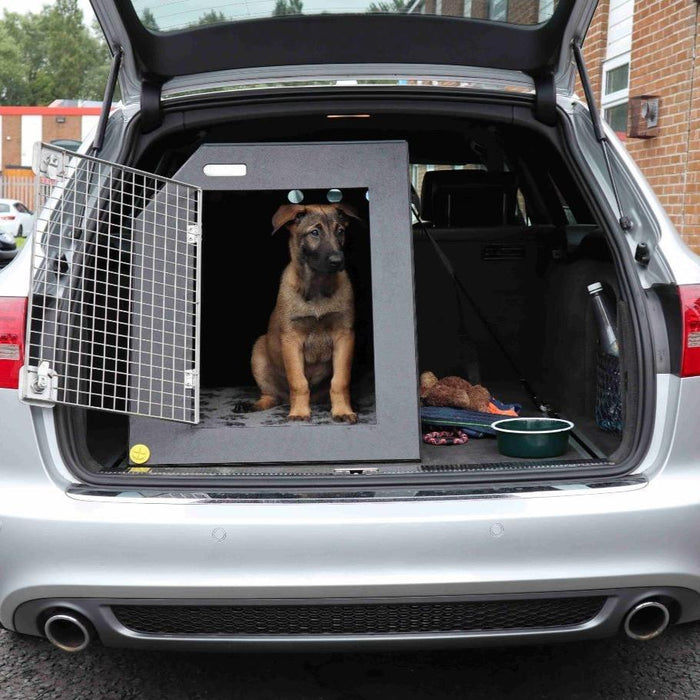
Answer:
335;203;364;226
272;204;306;236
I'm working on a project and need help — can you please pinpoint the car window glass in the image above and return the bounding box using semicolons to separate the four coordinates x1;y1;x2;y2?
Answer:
0;204;9;213
131;0;560;33
549;180;576;224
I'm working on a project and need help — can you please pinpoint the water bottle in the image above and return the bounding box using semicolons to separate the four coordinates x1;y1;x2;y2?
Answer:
588;281;622;432
587;282;619;357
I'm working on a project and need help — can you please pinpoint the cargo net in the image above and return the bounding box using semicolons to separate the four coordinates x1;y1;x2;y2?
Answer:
23;144;202;423
595;352;623;433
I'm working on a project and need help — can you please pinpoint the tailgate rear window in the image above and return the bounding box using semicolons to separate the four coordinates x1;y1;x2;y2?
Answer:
131;0;558;33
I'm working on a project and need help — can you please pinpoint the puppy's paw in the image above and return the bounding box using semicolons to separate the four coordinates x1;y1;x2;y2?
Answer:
287;412;311;422
253;396;278;412
332;411;358;424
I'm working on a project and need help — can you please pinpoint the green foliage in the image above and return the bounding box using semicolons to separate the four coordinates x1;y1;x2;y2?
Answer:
367;0;409;11
140;8;159;31
273;0;304;16
0;0;112;105
194;10;228;26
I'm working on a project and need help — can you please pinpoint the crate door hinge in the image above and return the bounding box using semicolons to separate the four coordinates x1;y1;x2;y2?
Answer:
532;72;557;127
187;225;201;244
20;361;59;406
141;80;163;134
184;369;197;389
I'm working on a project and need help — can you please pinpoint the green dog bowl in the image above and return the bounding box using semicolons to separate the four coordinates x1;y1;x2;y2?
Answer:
491;417;574;459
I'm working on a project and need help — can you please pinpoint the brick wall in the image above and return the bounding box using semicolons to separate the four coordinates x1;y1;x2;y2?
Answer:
422;0;468;14
412;0;542;22
627;2;698;248
41;114;82;145
3;116;22;168
1;114;89;171
507;0;539;25
470;0;488;18
685;7;700;252
577;0;609;104
441;0;464;16
582;1;700;252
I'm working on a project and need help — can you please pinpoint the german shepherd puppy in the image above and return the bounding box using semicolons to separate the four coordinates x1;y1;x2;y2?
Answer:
251;203;360;423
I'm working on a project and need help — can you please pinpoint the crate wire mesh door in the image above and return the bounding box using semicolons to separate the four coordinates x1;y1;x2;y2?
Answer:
22;144;202;424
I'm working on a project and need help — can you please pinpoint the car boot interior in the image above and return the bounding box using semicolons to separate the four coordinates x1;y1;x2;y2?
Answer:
67;101;640;481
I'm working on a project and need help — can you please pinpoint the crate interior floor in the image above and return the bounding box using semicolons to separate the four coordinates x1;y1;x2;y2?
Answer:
109;382;609;475
199;385;377;427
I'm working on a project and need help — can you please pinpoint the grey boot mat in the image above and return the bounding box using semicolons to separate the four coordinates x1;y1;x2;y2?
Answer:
198;386;377;427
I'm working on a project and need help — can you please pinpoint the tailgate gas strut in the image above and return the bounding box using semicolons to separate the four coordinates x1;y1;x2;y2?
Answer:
572;41;632;233
90;46;123;156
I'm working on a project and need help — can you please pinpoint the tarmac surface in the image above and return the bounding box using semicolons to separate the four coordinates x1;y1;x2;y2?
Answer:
2;622;700;699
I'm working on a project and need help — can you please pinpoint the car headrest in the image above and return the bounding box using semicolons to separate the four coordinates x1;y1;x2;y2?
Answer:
420;170;519;227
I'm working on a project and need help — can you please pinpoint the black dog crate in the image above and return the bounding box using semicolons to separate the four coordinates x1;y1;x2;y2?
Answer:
124;141;420;465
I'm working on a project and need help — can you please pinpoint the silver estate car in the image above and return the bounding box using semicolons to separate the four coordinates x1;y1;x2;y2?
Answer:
1;0;700;653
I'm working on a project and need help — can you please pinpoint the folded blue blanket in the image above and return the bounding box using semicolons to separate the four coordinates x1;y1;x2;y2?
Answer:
421;406;501;438
490;397;522;413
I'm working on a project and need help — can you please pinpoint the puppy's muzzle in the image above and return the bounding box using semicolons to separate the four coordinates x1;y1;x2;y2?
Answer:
326;252;345;271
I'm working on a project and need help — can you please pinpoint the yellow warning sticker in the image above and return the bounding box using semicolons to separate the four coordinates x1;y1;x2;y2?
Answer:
129;444;151;465
129;466;151;474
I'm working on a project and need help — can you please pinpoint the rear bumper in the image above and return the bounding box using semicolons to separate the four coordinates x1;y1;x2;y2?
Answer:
3;373;700;650
5;472;700;649
14;588;700;651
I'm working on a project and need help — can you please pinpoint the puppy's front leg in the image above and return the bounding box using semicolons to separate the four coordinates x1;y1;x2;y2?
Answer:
331;329;357;424
281;332;311;421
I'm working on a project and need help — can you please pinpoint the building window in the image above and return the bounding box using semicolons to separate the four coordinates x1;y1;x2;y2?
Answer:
489;0;508;20
605;63;629;95
538;0;555;22
604;103;629;134
602;54;630;137
463;0;472;17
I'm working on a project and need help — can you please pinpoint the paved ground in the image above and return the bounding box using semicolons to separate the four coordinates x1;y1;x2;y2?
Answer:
3;622;700;699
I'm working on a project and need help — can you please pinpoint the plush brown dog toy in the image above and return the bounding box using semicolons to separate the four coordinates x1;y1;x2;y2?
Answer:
419;371;491;413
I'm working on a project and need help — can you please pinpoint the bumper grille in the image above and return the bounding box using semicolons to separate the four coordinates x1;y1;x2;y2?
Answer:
112;597;606;637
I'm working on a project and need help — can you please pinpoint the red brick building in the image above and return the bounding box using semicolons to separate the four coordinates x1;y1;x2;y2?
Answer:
416;0;554;23
0;104;102;173
582;0;700;252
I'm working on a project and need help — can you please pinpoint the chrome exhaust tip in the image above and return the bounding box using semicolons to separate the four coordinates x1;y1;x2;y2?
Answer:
623;600;671;641
43;612;92;652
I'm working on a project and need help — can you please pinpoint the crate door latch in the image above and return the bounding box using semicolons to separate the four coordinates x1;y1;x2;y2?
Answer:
20;361;59;405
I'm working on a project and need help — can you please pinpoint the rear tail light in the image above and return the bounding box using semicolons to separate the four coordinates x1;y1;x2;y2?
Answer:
0;297;27;389
0;216;16;221
680;285;700;377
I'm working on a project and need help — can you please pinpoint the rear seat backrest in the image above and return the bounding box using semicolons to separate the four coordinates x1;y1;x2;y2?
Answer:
420;170;521;227
413;169;562;382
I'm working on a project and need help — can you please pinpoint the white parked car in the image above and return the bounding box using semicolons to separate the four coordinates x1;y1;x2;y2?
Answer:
0;228;17;261
0;199;34;238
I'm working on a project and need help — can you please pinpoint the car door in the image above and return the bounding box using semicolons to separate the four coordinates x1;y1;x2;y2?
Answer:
13;203;33;236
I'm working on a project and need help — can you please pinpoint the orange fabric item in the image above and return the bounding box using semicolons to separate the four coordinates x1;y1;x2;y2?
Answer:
486;401;518;417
